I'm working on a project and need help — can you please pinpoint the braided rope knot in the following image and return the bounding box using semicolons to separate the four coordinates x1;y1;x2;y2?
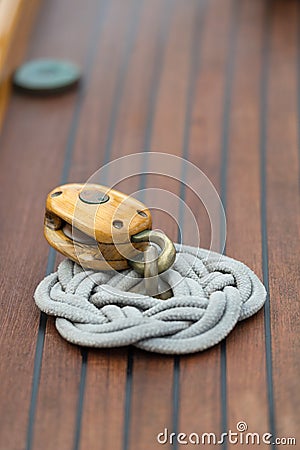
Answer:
34;245;266;354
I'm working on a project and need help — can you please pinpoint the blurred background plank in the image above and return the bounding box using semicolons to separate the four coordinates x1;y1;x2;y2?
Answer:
0;0;299;449
0;0;39;127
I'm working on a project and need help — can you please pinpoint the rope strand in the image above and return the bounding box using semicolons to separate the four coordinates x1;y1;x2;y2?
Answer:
34;245;266;354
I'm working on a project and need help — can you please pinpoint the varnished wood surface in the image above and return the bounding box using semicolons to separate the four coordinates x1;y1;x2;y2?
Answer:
0;1;299;450
0;0;39;128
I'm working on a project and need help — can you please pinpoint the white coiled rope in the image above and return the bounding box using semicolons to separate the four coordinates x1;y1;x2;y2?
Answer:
34;244;266;354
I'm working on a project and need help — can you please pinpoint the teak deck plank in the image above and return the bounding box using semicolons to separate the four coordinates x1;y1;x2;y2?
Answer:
128;2;201;449
178;0;233;446
0;0;40;128
32;1;138;449
225;0;269;445
0;12;87;450
77;2;178;450
0;0;299;450
266;1;300;441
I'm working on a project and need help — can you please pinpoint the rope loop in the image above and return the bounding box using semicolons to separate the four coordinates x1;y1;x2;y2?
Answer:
34;245;266;354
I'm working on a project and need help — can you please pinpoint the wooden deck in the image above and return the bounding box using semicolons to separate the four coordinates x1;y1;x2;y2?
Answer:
0;0;299;449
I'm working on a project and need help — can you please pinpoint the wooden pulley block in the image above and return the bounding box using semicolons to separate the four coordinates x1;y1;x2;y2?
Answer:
44;183;152;271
